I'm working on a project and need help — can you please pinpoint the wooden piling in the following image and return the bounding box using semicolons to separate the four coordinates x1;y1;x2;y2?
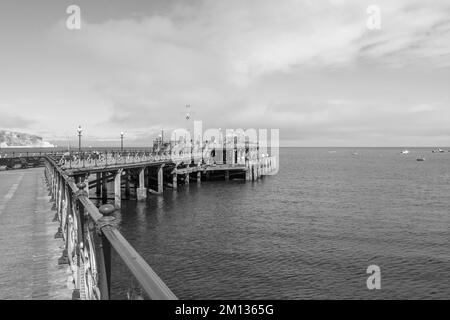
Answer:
136;168;147;201
125;171;130;199
157;165;163;193
84;173;90;198
172;172;177;189
101;172;108;204
96;173;101;197
114;171;121;209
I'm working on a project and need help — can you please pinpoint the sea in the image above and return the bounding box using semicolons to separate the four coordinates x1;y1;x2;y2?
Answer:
109;147;450;299
3;147;449;299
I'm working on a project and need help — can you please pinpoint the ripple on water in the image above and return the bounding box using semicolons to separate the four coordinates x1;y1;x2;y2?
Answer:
111;148;450;299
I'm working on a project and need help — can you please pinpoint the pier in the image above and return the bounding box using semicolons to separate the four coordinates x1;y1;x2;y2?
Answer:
0;141;277;299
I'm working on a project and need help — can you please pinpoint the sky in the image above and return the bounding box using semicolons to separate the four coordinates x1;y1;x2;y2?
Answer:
0;0;449;147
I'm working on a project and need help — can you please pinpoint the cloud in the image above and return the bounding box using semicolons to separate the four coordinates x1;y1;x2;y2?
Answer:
53;0;450;82
35;0;450;145
0;108;35;129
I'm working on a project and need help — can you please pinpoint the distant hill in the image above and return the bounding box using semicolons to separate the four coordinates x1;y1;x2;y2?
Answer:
0;130;54;148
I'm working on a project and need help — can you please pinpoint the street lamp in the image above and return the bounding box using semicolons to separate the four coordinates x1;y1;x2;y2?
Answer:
120;131;124;152
77;125;83;152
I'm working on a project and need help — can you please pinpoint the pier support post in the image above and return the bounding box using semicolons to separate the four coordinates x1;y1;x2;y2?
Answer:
84;174;90;198
172;172;177;189
197;171;201;184
224;170;229;181
256;162;261;179
101;172;108;204
114;170;121;209
185;172;190;185
125;171;130;199
157;165;164;193
136;168;147;201
96;173;101;197
245;159;250;181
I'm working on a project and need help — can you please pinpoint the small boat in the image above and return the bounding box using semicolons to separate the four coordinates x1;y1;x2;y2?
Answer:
432;148;444;153
401;150;410;154
416;158;425;161
352;152;359;156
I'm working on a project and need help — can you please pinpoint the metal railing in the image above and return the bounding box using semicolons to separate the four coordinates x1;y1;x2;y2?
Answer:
51;145;256;170
44;155;177;300
56;150;207;170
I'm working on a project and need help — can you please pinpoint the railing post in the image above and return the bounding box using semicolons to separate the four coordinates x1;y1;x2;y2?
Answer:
52;174;61;222
51;170;58;212
72;181;87;300
50;167;55;201
58;185;70;265
97;204;116;300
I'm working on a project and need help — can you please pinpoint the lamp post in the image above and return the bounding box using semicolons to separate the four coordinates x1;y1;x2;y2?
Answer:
77;125;83;152
120;131;124;152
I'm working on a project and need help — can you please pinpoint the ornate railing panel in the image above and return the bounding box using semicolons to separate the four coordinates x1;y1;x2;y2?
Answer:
44;156;177;300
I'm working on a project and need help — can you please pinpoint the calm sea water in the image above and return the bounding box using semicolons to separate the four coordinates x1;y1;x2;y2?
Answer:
108;147;450;299
6;147;449;299
14;147;446;299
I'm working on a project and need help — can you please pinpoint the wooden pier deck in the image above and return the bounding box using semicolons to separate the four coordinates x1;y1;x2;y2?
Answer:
0;168;71;300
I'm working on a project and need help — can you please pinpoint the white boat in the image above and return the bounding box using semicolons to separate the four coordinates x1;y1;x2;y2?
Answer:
401;150;410;154
432;148;444;153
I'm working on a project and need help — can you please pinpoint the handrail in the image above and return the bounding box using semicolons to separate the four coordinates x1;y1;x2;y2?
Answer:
44;155;177;300
102;227;177;300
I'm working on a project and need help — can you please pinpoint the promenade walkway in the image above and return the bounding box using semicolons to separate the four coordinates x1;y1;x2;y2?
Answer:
0;168;71;299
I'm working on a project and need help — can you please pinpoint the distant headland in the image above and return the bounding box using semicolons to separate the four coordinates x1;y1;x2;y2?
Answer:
0;130;54;148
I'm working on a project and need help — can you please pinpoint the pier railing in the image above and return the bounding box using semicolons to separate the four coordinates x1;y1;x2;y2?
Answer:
57;150;207;170
44;155;177;300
